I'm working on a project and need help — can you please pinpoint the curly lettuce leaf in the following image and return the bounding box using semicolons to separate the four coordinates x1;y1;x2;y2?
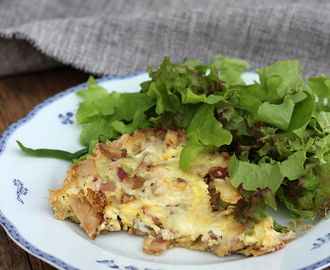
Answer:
227;154;283;193
253;99;295;131
212;54;251;85
111;109;155;135
255;60;311;103
180;104;232;171
76;76;109;101
235;186;277;229
307;73;330;103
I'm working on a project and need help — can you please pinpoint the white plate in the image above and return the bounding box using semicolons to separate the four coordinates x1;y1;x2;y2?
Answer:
1;70;330;270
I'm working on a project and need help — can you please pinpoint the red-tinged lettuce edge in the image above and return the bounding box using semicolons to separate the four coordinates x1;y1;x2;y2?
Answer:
205;166;279;231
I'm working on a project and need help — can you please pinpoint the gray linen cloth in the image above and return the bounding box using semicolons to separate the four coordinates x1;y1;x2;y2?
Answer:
0;0;329;80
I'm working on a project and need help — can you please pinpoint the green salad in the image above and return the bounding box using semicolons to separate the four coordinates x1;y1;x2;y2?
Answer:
18;54;330;229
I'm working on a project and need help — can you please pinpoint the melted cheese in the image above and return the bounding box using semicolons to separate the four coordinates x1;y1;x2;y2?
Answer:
49;128;295;257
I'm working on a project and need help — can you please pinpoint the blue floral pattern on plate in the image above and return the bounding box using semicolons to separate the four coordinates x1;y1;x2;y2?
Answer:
13;179;28;204
311;233;330;250
58;103;80;124
59;112;75;124
96;260;162;270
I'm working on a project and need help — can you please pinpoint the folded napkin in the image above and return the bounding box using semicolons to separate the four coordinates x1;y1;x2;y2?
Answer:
0;0;329;80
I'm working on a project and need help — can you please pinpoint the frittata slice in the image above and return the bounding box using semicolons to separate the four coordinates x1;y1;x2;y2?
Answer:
49;128;294;257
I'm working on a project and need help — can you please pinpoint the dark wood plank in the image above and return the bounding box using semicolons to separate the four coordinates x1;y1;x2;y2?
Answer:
0;67;90;270
0;67;90;133
0;224;31;270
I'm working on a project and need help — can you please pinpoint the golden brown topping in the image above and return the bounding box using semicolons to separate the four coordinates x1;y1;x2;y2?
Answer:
85;188;107;212
96;142;128;160
122;175;146;190
68;189;107;239
99;181;116;192
109;195;120;209
75;158;96;176
174;178;187;190
121;193;137;204
154;128;167;140
164;129;178;148
142;236;170;255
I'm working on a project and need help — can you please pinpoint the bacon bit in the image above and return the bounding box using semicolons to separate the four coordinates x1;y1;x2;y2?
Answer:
121;193;137;204
130;228;145;236
150;215;159;224
117;167;130;181
142;236;170;255
123;176;146;190
97;142;127;160
93;174;100;182
99;181;116;192
208;167;229;179
164;129;178;148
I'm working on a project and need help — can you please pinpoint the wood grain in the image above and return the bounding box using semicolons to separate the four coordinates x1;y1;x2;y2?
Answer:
0;67;90;270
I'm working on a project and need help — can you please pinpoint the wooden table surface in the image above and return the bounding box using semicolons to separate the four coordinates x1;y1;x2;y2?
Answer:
1;67;330;270
0;67;90;270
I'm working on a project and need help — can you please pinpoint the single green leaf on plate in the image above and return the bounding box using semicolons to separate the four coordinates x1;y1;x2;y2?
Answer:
16;140;88;162
253;98;295;131
186;103;232;147
180;103;232;171
280;150;306;180
101;92;155;121
281;91;315;140
212;54;251;85
255;60;310;103
307;73;330;103
76;100;103;125
99;91;121;116
179;129;204;172
227;154;283;193
147;80;177;115
181;58;200;67
182;88;224;105
80;118;119;146
76;76;109;101
314;111;330;134
276;187;315;219
181;103;202;130
111;109;155;135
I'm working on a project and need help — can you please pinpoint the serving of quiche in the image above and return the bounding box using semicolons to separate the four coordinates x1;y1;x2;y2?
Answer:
49;128;295;257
